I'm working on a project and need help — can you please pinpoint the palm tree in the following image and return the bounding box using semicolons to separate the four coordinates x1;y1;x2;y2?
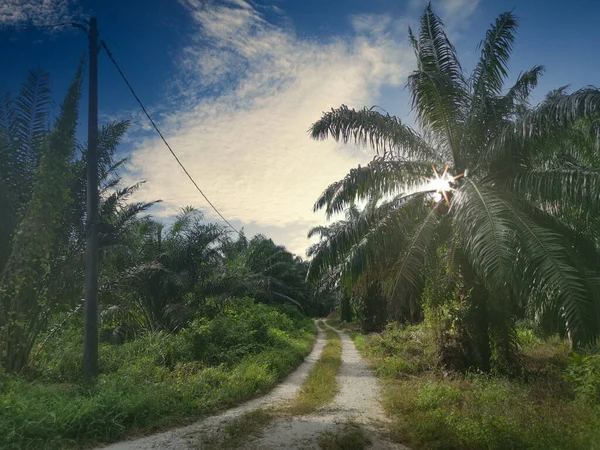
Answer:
0;68;155;372
308;196;418;331
309;4;600;369
219;235;309;311
101;208;225;336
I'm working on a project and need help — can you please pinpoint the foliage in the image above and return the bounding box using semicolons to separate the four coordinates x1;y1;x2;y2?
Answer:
363;323;436;377
0;68;154;373
308;4;600;370
0;67;320;449
0;301;314;449
317;422;371;450
356;323;600;450
565;352;600;404
384;376;600;450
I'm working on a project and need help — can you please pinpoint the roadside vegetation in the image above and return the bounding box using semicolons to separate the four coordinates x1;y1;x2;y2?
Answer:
341;321;600;449
202;321;344;448
0;301;315;449
0;66;325;449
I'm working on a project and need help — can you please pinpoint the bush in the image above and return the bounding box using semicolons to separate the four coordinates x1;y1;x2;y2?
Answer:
384;376;600;450
357;322;600;449
0;299;315;449
363;323;436;377
565;352;600;404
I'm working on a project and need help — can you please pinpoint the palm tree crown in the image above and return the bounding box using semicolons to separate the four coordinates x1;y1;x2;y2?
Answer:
308;4;600;348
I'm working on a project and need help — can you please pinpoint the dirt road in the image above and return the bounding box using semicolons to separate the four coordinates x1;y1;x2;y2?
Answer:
99;322;405;449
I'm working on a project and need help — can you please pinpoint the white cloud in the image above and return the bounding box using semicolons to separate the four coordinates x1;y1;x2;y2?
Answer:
0;0;81;28
122;0;478;256
408;0;480;30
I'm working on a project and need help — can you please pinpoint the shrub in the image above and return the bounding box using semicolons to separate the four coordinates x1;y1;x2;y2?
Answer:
565;352;600;404
363;323;436;377
384;376;600;450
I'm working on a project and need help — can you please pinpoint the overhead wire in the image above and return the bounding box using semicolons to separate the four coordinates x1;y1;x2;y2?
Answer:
99;40;241;235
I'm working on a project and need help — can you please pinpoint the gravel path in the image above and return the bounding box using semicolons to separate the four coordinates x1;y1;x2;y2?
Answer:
98;324;326;450
245;322;407;449
98;322;407;449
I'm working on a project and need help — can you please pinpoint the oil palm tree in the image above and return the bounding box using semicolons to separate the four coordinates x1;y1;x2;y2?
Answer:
308;196;419;330
309;4;600;367
0;68;155;372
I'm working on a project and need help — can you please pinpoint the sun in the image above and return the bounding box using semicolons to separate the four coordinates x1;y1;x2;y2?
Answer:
422;164;464;206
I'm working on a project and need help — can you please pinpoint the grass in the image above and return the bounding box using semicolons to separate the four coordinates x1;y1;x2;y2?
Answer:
286;324;342;415
383;375;600;450
355;322;600;450
325;318;363;348
316;422;371;450
195;320;345;448
198;408;274;449
0;304;316;449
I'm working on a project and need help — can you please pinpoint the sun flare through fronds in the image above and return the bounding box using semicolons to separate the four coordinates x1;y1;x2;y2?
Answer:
421;164;464;205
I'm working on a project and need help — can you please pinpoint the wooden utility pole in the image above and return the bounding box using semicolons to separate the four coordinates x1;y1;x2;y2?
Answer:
83;17;99;381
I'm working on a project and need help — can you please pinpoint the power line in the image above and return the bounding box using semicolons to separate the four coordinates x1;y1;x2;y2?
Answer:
99;40;240;235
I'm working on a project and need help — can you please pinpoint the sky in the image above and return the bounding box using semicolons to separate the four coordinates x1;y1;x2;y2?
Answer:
2;0;600;257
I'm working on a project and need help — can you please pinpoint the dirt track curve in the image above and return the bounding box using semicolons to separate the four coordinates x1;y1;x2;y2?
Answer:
99;321;406;450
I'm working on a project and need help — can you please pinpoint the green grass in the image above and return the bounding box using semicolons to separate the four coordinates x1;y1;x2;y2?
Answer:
286;324;342;415
316;422;371;450
0;304;316;449
356;322;600;450
198;408;275;449
195;321;344;448
326;317;341;327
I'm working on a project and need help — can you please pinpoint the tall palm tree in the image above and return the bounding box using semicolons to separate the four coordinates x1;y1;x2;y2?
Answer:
0;68;155;372
309;4;600;367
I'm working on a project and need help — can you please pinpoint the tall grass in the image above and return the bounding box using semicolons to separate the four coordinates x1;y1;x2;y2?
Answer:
0;301;315;449
354;322;600;450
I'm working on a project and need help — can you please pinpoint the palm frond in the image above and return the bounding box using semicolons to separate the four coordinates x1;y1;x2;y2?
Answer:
313;158;431;218
407;3;467;162
418;3;464;85
471;11;518;99
495;193;593;344
500;168;600;212
97;120;129;176
453;179;517;286
503;65;544;107
485;88;600;165
310;105;436;160
389;203;440;301
14;68;51;167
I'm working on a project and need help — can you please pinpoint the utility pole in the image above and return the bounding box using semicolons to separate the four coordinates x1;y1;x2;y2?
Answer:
83;16;99;382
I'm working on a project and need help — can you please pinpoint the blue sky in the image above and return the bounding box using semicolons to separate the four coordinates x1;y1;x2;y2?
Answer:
2;0;599;256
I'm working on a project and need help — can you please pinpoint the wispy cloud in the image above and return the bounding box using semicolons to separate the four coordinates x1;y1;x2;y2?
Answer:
409;0;480;30
0;0;81;28
123;0;478;256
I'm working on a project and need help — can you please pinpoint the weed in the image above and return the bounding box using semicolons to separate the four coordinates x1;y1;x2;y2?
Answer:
198;409;273;449
0;302;315;449
317;422;371;450
286;324;342;415
357;323;600;450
